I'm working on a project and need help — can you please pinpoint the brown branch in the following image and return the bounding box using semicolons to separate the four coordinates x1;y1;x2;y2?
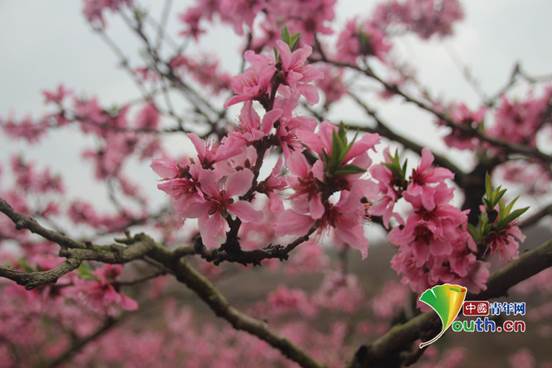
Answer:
349;238;552;367
0;198;323;368
153;254;325;368
0;259;81;290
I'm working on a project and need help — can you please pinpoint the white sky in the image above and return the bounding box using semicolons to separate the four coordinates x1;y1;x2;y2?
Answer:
1;0;552;211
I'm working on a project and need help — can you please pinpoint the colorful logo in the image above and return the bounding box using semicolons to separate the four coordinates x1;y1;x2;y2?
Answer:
418;283;467;348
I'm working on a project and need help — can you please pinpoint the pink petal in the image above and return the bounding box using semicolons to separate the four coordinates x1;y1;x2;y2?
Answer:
287;151;309;176
276;210;314;236
198;214;227;249
344;133;380;162
261;108;283;132
226;169;254;197
151;158;178;178
309;195;325;219
187;133;206;160
228;200;261;222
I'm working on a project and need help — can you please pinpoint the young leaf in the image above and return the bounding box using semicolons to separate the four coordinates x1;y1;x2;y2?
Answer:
334;164;366;176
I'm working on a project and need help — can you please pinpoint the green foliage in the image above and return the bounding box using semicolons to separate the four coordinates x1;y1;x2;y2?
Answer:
77;262;96;280
384;149;408;188
281;26;301;51
469;173;529;243
323;123;365;177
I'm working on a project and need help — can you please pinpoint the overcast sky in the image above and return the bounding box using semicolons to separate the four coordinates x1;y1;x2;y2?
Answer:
1;0;552;211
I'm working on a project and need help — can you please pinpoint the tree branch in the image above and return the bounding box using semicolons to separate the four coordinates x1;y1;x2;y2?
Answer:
0;258;81;290
0;198;323;368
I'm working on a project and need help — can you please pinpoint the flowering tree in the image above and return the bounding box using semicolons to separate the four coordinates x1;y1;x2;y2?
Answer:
1;0;552;367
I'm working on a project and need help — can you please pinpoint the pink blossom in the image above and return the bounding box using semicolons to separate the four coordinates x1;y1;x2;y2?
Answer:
224;51;276;108
372;0;464;39
275;40;323;104
405;148;454;211
42;85;72;104
194;169;261;248
316;66;347;108
83;0;132;26
64;265;138;315
438;102;486;150
188;133;244;168
134;102;159;130
487;222;525;262
336;18;391;64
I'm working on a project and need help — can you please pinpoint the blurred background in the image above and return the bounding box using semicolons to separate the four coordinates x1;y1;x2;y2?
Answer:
1;1;552;366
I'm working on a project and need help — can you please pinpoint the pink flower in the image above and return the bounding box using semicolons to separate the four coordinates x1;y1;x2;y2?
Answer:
188;133;244;167
509;349;536;368
316;66;347;108
236;102;282;143
224;51;276;107
277;180;376;258
42;85;72;104
83;0;132;26
336;18;391;64
286;151;325;219
275;40;323;104
195;169;261;248
313;271;363;313
296;122;380;170
372;0;464;39
64;265;138;315
437;103;486;150
265;286;317;317
134;102;159;130
487;222;525;262
369;159;400;228
405;148;454;211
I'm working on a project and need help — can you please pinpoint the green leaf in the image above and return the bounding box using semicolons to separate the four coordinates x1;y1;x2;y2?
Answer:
334;164;366;176
18;258;34;273
501;206;530;225
281;26;291;44
468;223;480;242
78;263;96;281
280;26;301;50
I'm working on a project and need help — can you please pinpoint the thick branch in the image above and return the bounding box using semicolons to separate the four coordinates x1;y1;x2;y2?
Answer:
0;199;323;368
0;258;81;290
158;255;324;368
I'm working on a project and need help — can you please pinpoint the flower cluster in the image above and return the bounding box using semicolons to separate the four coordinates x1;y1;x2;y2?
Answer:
154;35;381;258
372;0;464;39
387;149;489;292
437;102;486;150
179;0;336;46
336;18;391;64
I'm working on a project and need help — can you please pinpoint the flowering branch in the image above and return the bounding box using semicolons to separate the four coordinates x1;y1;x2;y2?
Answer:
0;197;323;368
